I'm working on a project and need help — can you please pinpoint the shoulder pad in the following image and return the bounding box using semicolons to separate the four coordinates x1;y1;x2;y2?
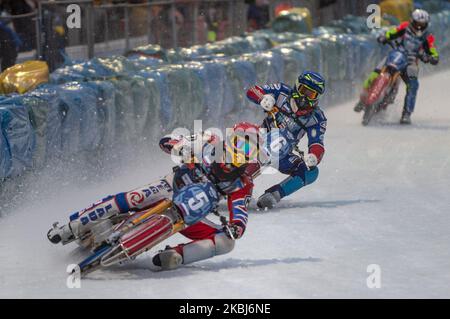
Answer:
398;21;410;31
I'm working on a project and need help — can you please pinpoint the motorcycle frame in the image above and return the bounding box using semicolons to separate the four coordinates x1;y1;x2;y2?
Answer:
99;200;185;267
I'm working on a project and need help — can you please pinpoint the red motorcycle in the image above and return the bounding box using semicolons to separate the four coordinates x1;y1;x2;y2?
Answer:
361;45;407;126
360;42;430;126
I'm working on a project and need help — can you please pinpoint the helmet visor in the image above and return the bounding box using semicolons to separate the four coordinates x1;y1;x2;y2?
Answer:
412;20;428;30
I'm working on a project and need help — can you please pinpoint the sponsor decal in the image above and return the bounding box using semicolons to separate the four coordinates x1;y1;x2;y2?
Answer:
264;83;281;91
129;191;145;206
139;181;173;199
159;179;173;192
80;204;113;225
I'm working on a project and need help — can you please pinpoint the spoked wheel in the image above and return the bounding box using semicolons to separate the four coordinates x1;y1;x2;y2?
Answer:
75;202;184;277
362;103;378;126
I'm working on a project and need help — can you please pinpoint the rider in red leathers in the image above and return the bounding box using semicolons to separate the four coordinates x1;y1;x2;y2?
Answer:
47;123;261;271
152;123;261;270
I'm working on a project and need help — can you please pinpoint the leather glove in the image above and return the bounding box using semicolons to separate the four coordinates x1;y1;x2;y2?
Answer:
224;222;245;240
304;153;318;169
159;136;180;154
430;56;439;65
377;35;387;44
420;54;430;63
260;94;276;112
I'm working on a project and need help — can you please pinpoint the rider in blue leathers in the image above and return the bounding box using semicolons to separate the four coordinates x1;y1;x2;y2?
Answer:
246;71;327;209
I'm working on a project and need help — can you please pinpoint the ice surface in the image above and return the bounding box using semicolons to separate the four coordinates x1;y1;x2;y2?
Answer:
0;70;449;298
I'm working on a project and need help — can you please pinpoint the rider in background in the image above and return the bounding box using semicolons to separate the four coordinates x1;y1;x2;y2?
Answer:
354;9;439;124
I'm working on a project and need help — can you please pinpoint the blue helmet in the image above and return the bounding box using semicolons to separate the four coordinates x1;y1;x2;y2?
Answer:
293;71;325;110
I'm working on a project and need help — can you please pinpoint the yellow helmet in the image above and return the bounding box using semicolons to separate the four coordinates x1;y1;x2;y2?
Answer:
225;122;260;167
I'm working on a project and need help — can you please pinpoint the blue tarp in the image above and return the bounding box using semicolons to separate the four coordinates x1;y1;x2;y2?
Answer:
0;114;11;178
0;97;36;178
58;82;102;154
24;84;62;164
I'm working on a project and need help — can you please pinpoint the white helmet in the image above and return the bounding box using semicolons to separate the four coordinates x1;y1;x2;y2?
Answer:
411;9;430;35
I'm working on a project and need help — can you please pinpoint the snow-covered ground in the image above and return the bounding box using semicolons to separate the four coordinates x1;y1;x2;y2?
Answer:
0;70;449;299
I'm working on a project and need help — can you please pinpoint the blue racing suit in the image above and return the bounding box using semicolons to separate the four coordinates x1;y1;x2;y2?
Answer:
247;82;327;199
378;21;439;114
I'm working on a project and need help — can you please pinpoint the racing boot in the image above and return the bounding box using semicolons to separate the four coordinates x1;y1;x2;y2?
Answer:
257;189;282;210
47;222;76;245
400;111;412;125
152;246;183;271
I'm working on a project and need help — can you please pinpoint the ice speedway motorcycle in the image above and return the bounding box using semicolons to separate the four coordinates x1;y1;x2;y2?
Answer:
359;42;432;126
50;189;233;277
46;129;290;277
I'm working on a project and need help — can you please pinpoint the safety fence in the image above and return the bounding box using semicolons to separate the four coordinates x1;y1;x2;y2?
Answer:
5;0;378;69
3;0;248;71
0;8;450;182
37;0;247;63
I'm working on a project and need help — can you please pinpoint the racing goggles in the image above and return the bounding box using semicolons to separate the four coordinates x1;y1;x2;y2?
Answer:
292;84;320;109
296;84;319;101
412;20;428;31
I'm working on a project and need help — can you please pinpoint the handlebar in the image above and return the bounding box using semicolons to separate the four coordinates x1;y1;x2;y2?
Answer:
384;40;430;63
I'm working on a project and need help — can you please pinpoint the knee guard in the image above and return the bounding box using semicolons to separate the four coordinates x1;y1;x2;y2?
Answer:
278;154;307;177
214;232;235;255
182;232;235;265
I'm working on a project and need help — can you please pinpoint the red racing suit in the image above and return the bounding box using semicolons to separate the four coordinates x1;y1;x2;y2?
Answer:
159;133;259;262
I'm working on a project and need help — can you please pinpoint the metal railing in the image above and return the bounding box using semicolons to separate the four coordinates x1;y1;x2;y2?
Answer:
0;11;39;70
92;0;246;52
37;0;95;69
0;0;382;71
34;0;247;64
